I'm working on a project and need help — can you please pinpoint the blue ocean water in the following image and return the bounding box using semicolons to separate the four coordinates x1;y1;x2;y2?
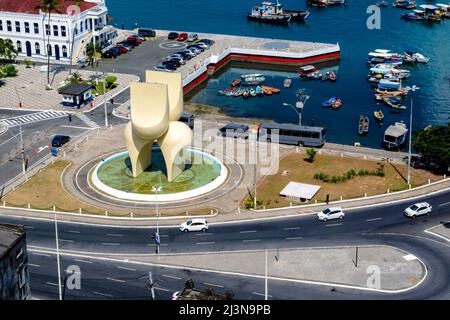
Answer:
107;0;450;148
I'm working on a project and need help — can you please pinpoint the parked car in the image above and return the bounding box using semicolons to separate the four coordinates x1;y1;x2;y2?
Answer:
187;33;198;42
52;135;70;148
127;36;142;45
186;46;201;55
174;51;192;60
168;32;179;40
102;50;117;59
317;207;345;222
187;44;204;52
114;45;128;54
180;219;208;232
182;49;197;57
164;59;181;68
200;39;215;45
154;65;174;72
116;43;133;51
164;55;185;65
138;28;156;38
404;202;432;218
177;32;188;41
218;123;249;139
195;42;210;50
108;47;120;56
162;62;178;71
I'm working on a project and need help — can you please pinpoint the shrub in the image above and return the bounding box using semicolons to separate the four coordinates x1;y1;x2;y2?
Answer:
24;59;32;68
306;147;317;162
105;75;118;89
1;65;17;77
314;165;385;184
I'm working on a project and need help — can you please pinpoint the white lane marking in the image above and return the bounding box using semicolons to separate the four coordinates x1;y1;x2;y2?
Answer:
106;277;126;283
204;282;224;288
240;230;257;234
160;235;169;238
403;254;417;261
32;252;51;257
285;237;303;240
106;233;124;237
28;263;40;267
154;287;170;292
366;217;382;222
325;223;342;227
102;242;120;246
117;266;136;271
46;282;59;287
283;227;300;231
147;243;168;246
252;292;273;298
438;202;450;207
162;274;182;280
66;230;80;234
243;239;261;243
60;239;74;243
25;225;34;229
196;242;215;245
94;291;113;298
61;125;92;130
75;259;92;264
195;233;213;236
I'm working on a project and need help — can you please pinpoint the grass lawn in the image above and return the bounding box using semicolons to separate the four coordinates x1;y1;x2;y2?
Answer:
4;161;214;217
252;152;442;209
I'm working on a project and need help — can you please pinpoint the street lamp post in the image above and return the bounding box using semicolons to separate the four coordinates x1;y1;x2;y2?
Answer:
152;186;162;257
405;85;420;187
19;125;25;174
54;213;63;300
103;73;108;128
283;94;309;126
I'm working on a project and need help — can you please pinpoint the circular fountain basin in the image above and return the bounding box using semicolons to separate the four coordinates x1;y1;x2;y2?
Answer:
91;148;228;202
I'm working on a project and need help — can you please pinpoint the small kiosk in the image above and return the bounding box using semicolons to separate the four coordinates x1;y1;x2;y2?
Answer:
59;83;94;109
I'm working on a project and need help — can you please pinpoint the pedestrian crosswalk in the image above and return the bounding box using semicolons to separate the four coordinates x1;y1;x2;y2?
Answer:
76;113;100;129
0;110;67;128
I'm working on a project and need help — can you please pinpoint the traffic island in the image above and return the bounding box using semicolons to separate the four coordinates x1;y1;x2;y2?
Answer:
135;245;426;293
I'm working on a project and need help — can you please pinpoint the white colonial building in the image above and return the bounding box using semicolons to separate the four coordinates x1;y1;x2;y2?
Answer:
0;0;117;64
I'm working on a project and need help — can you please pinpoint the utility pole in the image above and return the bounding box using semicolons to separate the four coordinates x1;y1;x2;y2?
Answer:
264;249;268;300
19;125;26;174
103;74;108;128
253;136;257;210
152;186;162;257
54;213;63;300
406;85;419;186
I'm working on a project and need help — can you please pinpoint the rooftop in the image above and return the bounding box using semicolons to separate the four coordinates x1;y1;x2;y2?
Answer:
0;0;96;15
0;223;25;259
59;83;94;96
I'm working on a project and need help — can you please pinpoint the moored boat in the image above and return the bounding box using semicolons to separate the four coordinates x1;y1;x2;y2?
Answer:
231;79;241;87
322;96;337;107
283;78;292;87
332;98;342;109
384;122;408;149
374;110;384;122
248;1;309;23
329;72;337;81
299;65;317;78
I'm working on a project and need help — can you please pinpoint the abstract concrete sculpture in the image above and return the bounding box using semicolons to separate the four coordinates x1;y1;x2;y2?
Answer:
124;71;193;182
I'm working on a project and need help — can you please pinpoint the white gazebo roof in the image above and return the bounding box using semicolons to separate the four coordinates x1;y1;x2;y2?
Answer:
280;182;321;200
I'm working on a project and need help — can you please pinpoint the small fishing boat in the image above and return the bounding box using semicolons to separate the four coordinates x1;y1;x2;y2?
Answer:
374;110;384;122
243;90;250;99
393;0;417;9
383;96;407;110
332;98;342;109
377;1;388;7
322;96;337;107
256;86;264;96
241;73;263;79
242;76;266;86
358;115;369;135
307;0;328;7
321;72;330;81
402;10;428;21
299;65;317;78
250;88;257;97
384;122;408;149
231;79;241;87
329;72;337;81
402;51;430;63
283;78;292;87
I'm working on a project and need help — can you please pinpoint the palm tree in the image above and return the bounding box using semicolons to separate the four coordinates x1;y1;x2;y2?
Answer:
68;0;85;75
37;0;61;89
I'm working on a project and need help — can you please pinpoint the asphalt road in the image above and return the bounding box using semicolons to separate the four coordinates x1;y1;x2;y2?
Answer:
1;188;449;300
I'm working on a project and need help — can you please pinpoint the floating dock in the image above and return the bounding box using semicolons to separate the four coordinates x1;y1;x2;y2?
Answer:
153;30;341;94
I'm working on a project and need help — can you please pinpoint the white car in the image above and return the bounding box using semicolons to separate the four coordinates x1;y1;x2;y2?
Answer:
180;219;208;232
317;207;345;222
404;202;432;218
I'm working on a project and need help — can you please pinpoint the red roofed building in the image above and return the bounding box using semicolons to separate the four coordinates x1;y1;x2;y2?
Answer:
0;0;117;64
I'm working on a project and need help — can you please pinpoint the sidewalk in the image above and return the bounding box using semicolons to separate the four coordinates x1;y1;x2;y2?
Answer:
128;245;426;292
0;64;137;112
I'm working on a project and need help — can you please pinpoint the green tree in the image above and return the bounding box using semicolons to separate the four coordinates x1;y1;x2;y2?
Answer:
37;0;61;89
413;124;450;172
306;147;317;162
69;71;83;83
86;42;101;68
1;65;18;77
0;38;18;61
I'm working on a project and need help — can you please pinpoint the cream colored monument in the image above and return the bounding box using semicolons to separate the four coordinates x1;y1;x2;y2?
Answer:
124;71;193;182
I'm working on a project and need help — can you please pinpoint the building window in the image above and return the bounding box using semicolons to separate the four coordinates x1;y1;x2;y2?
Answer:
62;45;68;58
61;25;66;37
34;23;39;34
7;20;12;32
16;41;22;53
85;20;88;31
15;21;20;32
0;20;3;31
47;44;52;56
45;24;50;35
80;21;83;33
53;25;58;36
24;22;30;33
35;42;40;55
